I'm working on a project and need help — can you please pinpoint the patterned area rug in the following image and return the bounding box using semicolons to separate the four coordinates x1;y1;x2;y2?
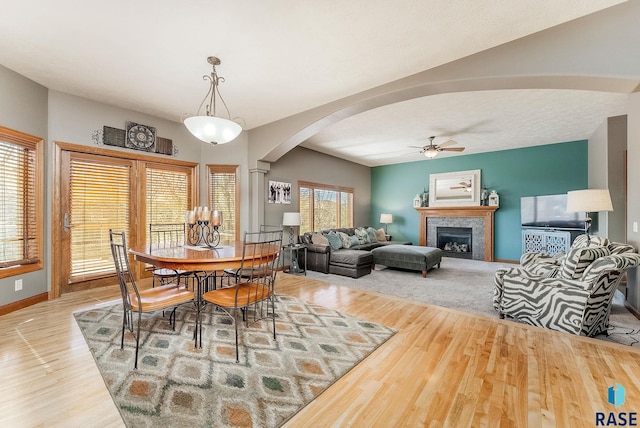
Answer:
74;295;395;427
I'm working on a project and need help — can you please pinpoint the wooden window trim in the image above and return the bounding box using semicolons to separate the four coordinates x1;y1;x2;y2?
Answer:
298;180;355;231
0;126;44;279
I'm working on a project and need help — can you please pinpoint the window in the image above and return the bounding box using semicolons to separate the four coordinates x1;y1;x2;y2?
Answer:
299;181;353;232
208;165;240;242
146;163;193;244
0;126;43;276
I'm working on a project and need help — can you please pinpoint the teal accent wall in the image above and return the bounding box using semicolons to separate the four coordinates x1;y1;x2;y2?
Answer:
371;140;588;261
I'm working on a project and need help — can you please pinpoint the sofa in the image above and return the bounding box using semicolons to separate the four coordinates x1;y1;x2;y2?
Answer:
299;226;412;278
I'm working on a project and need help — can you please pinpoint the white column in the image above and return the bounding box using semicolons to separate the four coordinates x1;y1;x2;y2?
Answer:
249;160;270;233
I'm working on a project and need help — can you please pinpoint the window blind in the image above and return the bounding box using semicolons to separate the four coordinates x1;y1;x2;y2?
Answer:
0;140;38;267
146;164;192;244
69;159;130;281
208;165;239;241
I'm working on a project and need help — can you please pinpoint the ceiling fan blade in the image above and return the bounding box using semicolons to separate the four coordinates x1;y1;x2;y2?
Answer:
437;139;457;148
450;186;464;189
408;145;425;149
441;147;465;152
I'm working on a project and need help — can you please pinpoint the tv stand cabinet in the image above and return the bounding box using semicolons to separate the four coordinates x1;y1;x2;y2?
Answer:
522;229;571;256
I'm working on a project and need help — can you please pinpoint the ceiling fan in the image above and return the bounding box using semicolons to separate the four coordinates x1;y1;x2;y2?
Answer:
410;136;465;158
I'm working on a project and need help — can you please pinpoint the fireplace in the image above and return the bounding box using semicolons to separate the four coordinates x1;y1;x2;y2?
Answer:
415;206;497;262
437;227;473;259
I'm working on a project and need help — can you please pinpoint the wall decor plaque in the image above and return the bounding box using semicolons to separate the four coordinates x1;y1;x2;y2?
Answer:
125;121;156;151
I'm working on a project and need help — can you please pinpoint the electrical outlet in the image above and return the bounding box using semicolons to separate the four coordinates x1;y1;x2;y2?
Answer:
15;279;23;291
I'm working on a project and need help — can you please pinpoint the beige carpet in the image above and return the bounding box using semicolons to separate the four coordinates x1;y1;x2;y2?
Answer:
306;257;640;347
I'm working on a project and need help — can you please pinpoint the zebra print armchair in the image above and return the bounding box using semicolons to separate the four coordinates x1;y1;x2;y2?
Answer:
493;240;639;337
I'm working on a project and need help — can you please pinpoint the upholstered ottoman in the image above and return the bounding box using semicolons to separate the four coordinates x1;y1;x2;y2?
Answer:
329;249;374;278
371;245;442;278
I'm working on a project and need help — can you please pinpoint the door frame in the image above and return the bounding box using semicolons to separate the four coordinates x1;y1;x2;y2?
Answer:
51;142;199;298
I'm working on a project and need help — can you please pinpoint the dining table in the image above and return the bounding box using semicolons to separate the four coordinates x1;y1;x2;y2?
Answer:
128;241;281;290
129;241;249;273
128;240;281;348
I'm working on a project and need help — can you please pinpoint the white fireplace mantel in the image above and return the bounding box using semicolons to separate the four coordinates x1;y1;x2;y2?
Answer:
415;206;498;261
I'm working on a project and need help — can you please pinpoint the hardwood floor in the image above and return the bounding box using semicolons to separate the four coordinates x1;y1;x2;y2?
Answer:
1;273;639;427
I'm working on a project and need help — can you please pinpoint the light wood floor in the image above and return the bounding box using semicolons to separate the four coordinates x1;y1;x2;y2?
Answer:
1;273;639;427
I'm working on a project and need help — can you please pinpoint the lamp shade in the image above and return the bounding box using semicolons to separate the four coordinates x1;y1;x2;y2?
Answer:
184;115;242;145
282;212;301;226
380;213;393;224
566;189;613;213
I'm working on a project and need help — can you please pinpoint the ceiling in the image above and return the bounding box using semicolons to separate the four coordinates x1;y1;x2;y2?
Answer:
0;0;632;166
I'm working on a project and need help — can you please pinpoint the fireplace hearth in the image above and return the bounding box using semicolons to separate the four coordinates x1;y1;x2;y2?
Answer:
437;227;473;259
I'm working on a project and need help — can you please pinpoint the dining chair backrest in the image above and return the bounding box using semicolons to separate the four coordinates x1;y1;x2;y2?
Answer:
109;229;139;311
239;229;283;294
149;223;185;249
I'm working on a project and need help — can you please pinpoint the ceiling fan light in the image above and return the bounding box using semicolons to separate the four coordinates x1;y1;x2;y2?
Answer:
424;150;438;158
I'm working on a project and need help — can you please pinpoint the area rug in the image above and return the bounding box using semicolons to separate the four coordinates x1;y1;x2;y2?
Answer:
306;257;640;347
74;295;396;427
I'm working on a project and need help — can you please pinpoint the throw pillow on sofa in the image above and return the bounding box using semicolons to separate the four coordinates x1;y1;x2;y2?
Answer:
324;231;343;251
375;228;387;242
355;227;369;244
337;231;354;248
365;227;377;243
311;232;329;246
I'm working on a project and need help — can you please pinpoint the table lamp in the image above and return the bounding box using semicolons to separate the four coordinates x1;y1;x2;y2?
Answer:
380;213;393;234
566;189;613;244
282;212;301;246
282;212;302;273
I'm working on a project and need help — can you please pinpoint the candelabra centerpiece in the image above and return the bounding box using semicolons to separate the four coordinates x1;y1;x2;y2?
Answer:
185;207;223;247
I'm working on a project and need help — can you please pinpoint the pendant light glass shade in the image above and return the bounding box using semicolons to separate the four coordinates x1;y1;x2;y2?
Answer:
184;115;242;145
184;56;242;145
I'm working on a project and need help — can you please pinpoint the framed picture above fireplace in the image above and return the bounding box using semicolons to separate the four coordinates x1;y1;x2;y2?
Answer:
428;169;481;207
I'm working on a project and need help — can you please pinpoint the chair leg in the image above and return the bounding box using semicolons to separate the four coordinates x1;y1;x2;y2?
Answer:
169;307;177;330
234;309;240;363
134;311;141;370
270;297;276;340
121;311;127;349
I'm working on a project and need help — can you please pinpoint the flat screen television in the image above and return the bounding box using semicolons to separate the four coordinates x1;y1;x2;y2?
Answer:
521;194;587;230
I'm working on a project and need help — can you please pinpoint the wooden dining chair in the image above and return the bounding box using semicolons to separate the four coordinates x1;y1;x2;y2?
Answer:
199;229;282;362
109;229;197;369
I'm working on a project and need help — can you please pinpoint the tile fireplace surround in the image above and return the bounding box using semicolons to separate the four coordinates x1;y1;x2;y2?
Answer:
415;206;498;262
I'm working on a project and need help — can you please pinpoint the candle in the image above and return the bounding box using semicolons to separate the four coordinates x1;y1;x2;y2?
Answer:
211;210;222;226
185;210;195;224
201;206;210;222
